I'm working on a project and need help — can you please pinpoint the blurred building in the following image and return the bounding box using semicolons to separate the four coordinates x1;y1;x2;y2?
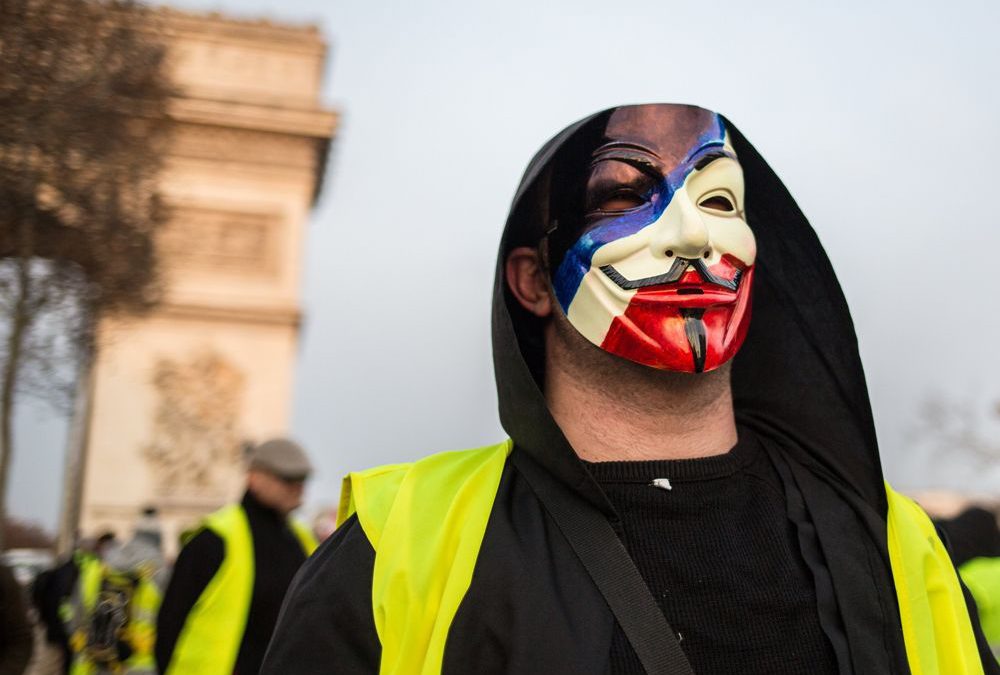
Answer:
64;9;336;556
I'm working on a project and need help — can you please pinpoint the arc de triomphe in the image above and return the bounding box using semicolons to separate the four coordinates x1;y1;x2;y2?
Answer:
65;9;337;555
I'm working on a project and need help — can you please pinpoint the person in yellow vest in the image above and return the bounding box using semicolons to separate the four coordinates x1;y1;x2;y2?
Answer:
67;529;163;675
156;439;317;675
262;104;999;674
963;557;1000;655
34;532;117;675
938;507;1000;655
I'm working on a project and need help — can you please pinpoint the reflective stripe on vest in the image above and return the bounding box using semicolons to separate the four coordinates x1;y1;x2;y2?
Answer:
165;504;318;675
342;443;983;674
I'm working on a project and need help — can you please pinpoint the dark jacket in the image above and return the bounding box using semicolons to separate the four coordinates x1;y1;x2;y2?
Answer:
155;490;308;675
262;106;999;674
0;563;33;675
31;555;77;674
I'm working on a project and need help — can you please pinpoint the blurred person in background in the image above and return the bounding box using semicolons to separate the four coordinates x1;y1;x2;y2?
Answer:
263;104;998;674
65;512;164;675
155;439;317;675
126;509;162;558
0;562;33;675
33;533;116;675
310;506;338;544
938;507;1000;654
937;507;1000;571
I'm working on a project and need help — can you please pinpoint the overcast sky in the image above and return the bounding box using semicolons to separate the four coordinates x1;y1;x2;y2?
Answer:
11;0;1000;529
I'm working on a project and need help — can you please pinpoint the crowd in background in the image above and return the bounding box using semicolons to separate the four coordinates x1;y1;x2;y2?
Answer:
0;439;323;675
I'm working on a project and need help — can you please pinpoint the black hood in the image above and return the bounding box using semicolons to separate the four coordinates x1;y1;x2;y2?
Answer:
491;103;886;518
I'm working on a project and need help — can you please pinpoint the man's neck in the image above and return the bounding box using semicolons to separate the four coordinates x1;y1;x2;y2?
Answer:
543;319;738;463
243;489;290;520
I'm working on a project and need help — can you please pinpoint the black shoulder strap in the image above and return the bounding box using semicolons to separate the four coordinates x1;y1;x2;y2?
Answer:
512;451;696;675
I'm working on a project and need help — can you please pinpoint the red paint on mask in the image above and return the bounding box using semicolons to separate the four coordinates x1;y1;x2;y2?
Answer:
600;263;754;372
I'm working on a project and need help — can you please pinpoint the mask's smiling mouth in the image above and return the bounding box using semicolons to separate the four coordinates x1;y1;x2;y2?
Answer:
599;257;743;293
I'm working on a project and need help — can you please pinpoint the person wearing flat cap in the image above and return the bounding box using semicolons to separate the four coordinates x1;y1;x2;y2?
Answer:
155;439;318;675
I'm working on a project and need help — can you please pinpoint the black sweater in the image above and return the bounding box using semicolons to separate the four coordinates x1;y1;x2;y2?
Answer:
155;491;308;675
261;445;1000;673
585;431;839;673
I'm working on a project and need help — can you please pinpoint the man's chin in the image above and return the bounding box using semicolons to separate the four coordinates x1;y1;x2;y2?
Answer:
600;313;744;373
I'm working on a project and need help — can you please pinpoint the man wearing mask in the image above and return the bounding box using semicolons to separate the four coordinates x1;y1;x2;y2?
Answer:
157;439;316;675
263;105;998;673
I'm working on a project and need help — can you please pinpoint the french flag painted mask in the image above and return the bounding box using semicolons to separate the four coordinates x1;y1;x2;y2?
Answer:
549;104;755;373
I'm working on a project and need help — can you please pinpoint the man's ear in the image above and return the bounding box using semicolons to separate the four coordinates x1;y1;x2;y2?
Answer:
506;246;553;318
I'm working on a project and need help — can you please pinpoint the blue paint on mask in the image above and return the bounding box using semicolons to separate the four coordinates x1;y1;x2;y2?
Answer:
552;114;728;313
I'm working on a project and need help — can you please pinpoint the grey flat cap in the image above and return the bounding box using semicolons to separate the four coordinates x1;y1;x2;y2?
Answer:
247;438;312;480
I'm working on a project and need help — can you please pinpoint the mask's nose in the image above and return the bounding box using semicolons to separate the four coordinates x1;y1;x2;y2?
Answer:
648;192;711;261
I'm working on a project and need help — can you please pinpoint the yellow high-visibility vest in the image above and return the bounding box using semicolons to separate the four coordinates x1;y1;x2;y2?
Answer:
164;504;318;675
886;486;985;674
339;441;984;675
69;555;161;675
959;556;1000;648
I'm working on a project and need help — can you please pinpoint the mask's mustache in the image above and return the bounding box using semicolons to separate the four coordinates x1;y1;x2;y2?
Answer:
600;257;742;292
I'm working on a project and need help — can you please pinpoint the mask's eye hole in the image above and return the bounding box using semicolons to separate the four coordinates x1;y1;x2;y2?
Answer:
698;194;735;213
597;190;646;212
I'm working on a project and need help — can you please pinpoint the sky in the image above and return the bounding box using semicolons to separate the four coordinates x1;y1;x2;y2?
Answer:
10;0;1000;530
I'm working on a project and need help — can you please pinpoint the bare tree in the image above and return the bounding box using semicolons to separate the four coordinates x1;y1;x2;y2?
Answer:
0;0;173;549
910;395;1000;467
